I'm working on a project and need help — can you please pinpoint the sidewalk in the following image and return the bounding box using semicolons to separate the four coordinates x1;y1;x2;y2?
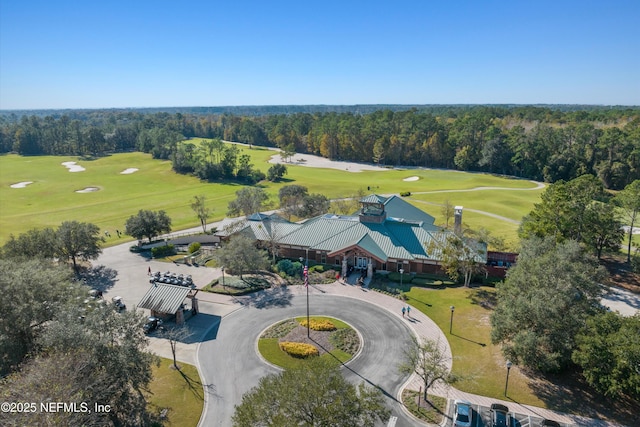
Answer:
97;224;623;427
280;281;619;427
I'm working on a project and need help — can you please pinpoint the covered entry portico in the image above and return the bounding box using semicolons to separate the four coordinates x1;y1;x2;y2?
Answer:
328;245;385;280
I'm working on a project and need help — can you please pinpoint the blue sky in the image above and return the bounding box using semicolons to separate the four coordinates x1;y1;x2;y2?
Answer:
1;0;638;109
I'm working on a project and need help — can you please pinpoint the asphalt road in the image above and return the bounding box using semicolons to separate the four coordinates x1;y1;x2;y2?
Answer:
197;294;416;427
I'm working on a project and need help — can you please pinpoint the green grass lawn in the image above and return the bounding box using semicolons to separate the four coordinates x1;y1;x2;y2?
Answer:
401;390;447;424
408;188;544;250
405;286;637;424
146;357;204;427
0;145;542;245
405;286;544;406
258;316;356;369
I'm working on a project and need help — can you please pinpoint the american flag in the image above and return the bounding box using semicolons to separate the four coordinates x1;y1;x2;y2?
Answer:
303;265;309;287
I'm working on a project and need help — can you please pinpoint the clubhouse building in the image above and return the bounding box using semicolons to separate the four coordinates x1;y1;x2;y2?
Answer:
217;195;488;279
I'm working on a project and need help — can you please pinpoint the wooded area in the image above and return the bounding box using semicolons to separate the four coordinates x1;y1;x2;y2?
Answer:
1;105;638;189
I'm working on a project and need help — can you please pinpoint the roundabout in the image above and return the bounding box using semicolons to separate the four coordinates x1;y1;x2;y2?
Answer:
258;316;362;368
197;294;416;427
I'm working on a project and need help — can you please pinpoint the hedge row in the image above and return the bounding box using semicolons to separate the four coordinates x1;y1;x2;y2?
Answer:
279;341;319;358
387;272;414;283
411;278;453;287
151;244;176;258
299;319;336;331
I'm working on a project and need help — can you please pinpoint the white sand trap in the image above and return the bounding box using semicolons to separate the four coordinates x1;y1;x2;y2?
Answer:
76;187;99;193
268;153;388;173
403;176;420;182
10;181;34;188
61;161;86;172
120;168;139;174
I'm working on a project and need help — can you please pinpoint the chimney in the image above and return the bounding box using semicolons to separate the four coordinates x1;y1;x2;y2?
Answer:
454;206;463;235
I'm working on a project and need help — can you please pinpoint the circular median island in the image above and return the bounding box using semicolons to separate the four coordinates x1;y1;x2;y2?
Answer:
258;316;361;369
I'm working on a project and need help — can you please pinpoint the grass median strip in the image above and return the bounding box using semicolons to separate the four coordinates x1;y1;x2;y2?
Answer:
146;357;204;427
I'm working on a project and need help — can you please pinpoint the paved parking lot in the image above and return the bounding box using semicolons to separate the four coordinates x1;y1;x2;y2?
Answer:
448;402;571;427
91;241;242;365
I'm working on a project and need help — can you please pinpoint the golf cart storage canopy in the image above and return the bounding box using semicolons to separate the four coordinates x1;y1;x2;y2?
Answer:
138;283;191;315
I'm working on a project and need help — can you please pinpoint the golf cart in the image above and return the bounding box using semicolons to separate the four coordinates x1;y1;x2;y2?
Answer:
143;316;163;334
112;296;126;311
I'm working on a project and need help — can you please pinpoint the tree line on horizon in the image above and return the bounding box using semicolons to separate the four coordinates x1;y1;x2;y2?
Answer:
1;105;638;189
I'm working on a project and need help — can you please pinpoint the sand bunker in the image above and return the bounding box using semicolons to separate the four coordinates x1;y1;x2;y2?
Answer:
10;181;34;188
76;187;99;193
268;153;388;173
120;168;139;174
403;176;420;182
61;161;86;172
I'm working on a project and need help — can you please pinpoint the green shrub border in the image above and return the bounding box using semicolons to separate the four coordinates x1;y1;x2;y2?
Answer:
151;244;176;258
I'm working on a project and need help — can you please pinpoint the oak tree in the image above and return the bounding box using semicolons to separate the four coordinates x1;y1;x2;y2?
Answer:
125;209;172;242
227;187;269;217
232;358;389;427
491;237;605;373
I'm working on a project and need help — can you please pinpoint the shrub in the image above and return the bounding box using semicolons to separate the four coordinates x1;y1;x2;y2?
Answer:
151;244;176;258
299;319;336;331
387;272;413;283
330;328;360;354
482;276;503;286
414;273;448;280
261;320;298;339
309;264;325;273
631;250;640;273
276;259;303;277
276;259;292;274
400;191;411;197
279;341;319;358
188;242;201;254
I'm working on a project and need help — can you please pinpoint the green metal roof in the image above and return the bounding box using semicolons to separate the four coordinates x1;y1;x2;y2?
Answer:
360;194;388;204
383;195;436;227
226;195;486;264
278;214;441;262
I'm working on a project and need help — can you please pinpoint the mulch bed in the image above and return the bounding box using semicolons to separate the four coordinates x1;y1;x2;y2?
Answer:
601;256;640;293
280;325;335;355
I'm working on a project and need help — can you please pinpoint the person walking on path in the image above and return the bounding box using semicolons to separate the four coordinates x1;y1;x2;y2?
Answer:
406;305;411;317
148;266;151;275
401;306;406;317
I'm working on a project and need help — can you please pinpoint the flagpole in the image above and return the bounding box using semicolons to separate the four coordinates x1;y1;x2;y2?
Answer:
302;254;309;338
306;274;310;338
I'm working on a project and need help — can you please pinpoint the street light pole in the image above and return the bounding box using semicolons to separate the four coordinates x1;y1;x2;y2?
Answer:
221;267;225;292
399;268;404;289
504;360;513;396
449;305;455;334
